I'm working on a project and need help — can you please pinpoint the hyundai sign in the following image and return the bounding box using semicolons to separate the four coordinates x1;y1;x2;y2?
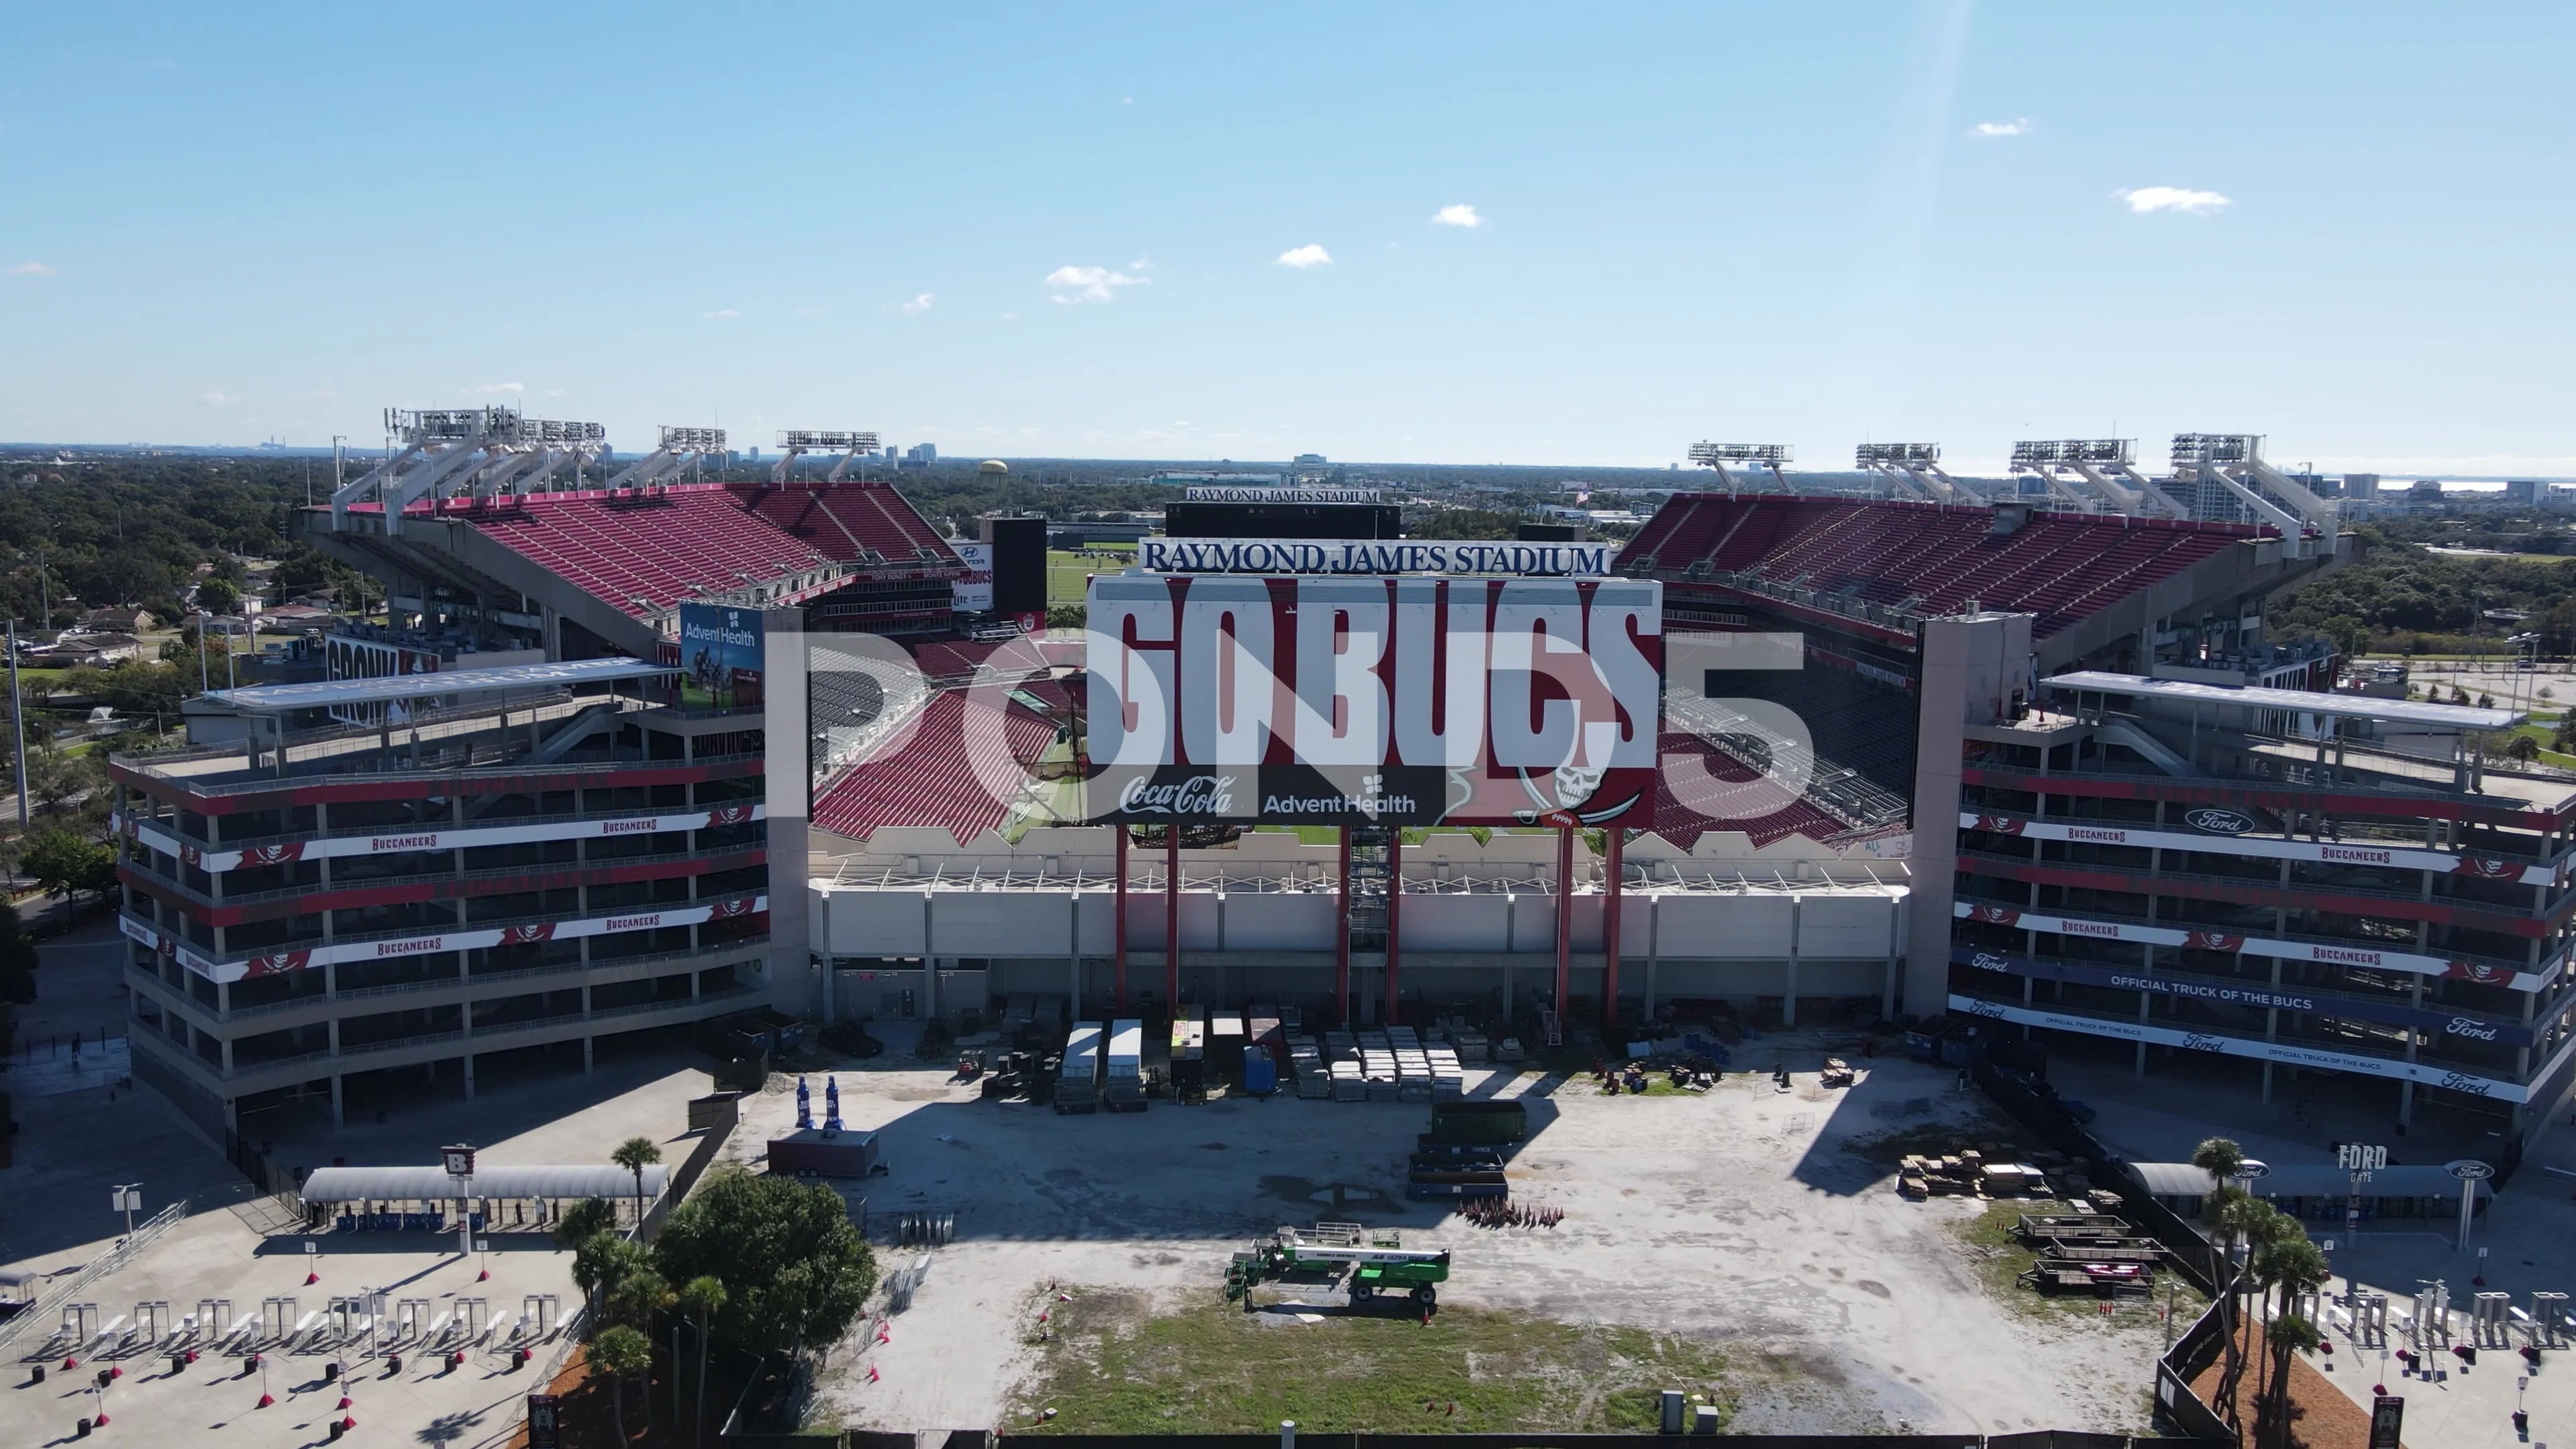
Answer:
1085;574;1662;826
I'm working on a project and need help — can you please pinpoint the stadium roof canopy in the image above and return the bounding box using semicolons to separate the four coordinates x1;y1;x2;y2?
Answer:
2129;1160;2486;1203
203;657;678;714
2042;671;2524;731
299;1163;669;1204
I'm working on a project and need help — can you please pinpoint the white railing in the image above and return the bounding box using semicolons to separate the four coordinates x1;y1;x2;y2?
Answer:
0;1197;190;1359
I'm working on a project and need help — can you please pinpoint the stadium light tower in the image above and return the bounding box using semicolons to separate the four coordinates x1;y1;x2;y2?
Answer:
2007;437;2194;520
333;406;612;536
606;426;729;490
774;429;883;485
1853;442;1970;502
1686;441;1794;494
2169;433;2339;554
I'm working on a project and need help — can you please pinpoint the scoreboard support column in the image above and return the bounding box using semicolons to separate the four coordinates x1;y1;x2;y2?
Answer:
1384;830;1404;1026
1113;827;1129;1014
1336;827;1353;1026
1554;826;1575;1018
1603;828;1623;1030
1166;832;1182;1012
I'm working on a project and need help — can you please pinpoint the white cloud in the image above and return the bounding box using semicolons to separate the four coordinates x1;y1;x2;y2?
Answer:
1122;96;1134;105
1045;264;1149;304
6;261;56;276
463;382;525;396
1000;313;1020;321
703;307;741;319
199;390;238;407
1431;204;1481;228
897;292;935;315
1971;117;2032;138
2116;185;2231;215
1276;244;1332;269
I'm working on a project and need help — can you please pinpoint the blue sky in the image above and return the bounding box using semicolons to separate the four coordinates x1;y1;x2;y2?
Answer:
2;3;2570;474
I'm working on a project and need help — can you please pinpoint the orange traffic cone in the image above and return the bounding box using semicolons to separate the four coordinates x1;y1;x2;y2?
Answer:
258;1393;275;1408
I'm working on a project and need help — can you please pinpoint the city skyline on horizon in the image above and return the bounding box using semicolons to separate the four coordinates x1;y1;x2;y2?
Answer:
3;3;2571;476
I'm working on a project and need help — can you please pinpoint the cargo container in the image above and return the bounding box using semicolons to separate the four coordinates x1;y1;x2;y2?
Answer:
1242;1044;1278;1095
767;1128;880;1177
1106;1018;1146;1112
1056;1022;1104;1114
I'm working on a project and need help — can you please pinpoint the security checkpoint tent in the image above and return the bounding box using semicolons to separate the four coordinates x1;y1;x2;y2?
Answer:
300;1165;670;1223
2128;1161;2489;1222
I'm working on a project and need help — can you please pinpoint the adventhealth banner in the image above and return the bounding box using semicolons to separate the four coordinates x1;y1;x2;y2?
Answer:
1947;993;2572;1104
121;894;767;983
679;603;765;710
1954;900;2561;994
118;806;763;874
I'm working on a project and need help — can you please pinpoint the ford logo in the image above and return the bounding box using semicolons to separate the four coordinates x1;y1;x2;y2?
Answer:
2185;807;2255;835
2445;1017;2502;1041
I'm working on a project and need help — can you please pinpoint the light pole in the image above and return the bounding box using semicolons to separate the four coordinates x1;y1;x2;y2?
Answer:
7;618;27;828
196;610;209;695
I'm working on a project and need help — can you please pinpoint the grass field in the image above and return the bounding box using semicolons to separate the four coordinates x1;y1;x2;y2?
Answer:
1049;545;1135;608
1010;1287;1737;1435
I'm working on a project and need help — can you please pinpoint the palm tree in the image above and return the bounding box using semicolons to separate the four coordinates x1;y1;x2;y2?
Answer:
591;1325;653;1446
552;1196;616;1250
678;1275;728;1449
2212;1193;2280;1416
2250;1230;2330;1440
2260;1313;2322;1448
612;1136;664;1228
608;1269;674;1430
574;1234;649;1322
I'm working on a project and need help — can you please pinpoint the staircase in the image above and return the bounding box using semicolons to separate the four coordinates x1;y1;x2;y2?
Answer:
1346;827;1391;953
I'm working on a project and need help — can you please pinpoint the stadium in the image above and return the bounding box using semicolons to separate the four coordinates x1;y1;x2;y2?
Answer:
106;411;2576;1159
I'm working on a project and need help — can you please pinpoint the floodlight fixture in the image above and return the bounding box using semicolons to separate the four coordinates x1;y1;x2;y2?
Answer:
779;429;881;451
2170;433;2264;469
1855;443;1939;466
1688;442;1792;466
514;418;606;447
659;425;728;452
386;406;520;445
2008;438;2133;471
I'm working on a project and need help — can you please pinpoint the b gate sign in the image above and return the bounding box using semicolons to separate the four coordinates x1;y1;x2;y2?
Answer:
1085;574;1662;826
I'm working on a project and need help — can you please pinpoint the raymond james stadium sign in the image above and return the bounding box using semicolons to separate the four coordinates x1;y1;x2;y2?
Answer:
1138;538;1613;578
1182;484;1382;504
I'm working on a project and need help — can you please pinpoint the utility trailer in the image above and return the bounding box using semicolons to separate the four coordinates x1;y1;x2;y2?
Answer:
1056;1022;1103;1114
1104;1018;1146;1113
1226;1222;1451;1307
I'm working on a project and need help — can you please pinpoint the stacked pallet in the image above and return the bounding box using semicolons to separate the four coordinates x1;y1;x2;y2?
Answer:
1331;1059;1366;1102
1428;1044;1464;1099
1895;1148;2049;1199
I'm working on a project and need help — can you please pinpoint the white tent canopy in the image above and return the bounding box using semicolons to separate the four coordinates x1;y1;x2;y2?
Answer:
299;1164;669;1205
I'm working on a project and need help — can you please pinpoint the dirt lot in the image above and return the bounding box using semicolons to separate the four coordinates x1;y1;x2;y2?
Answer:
728;1040;2182;1438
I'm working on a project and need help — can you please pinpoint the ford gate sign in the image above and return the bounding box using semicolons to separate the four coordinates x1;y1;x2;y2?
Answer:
1085;574;1662;826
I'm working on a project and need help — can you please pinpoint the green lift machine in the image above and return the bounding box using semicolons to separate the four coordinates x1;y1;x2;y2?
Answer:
1226;1222;1452;1308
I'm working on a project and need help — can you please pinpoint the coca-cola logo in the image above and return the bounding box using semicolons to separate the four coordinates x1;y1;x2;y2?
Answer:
2185;808;2255;836
1119;774;1238;816
2445;1017;2502;1041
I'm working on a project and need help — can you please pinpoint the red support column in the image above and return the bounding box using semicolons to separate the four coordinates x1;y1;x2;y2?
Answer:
1335;826;1353;1026
1384;830;1404;1027
1602;828;1624;1031
1165;832;1181;1012
1112;826;1129;1014
1553;826;1574;1016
